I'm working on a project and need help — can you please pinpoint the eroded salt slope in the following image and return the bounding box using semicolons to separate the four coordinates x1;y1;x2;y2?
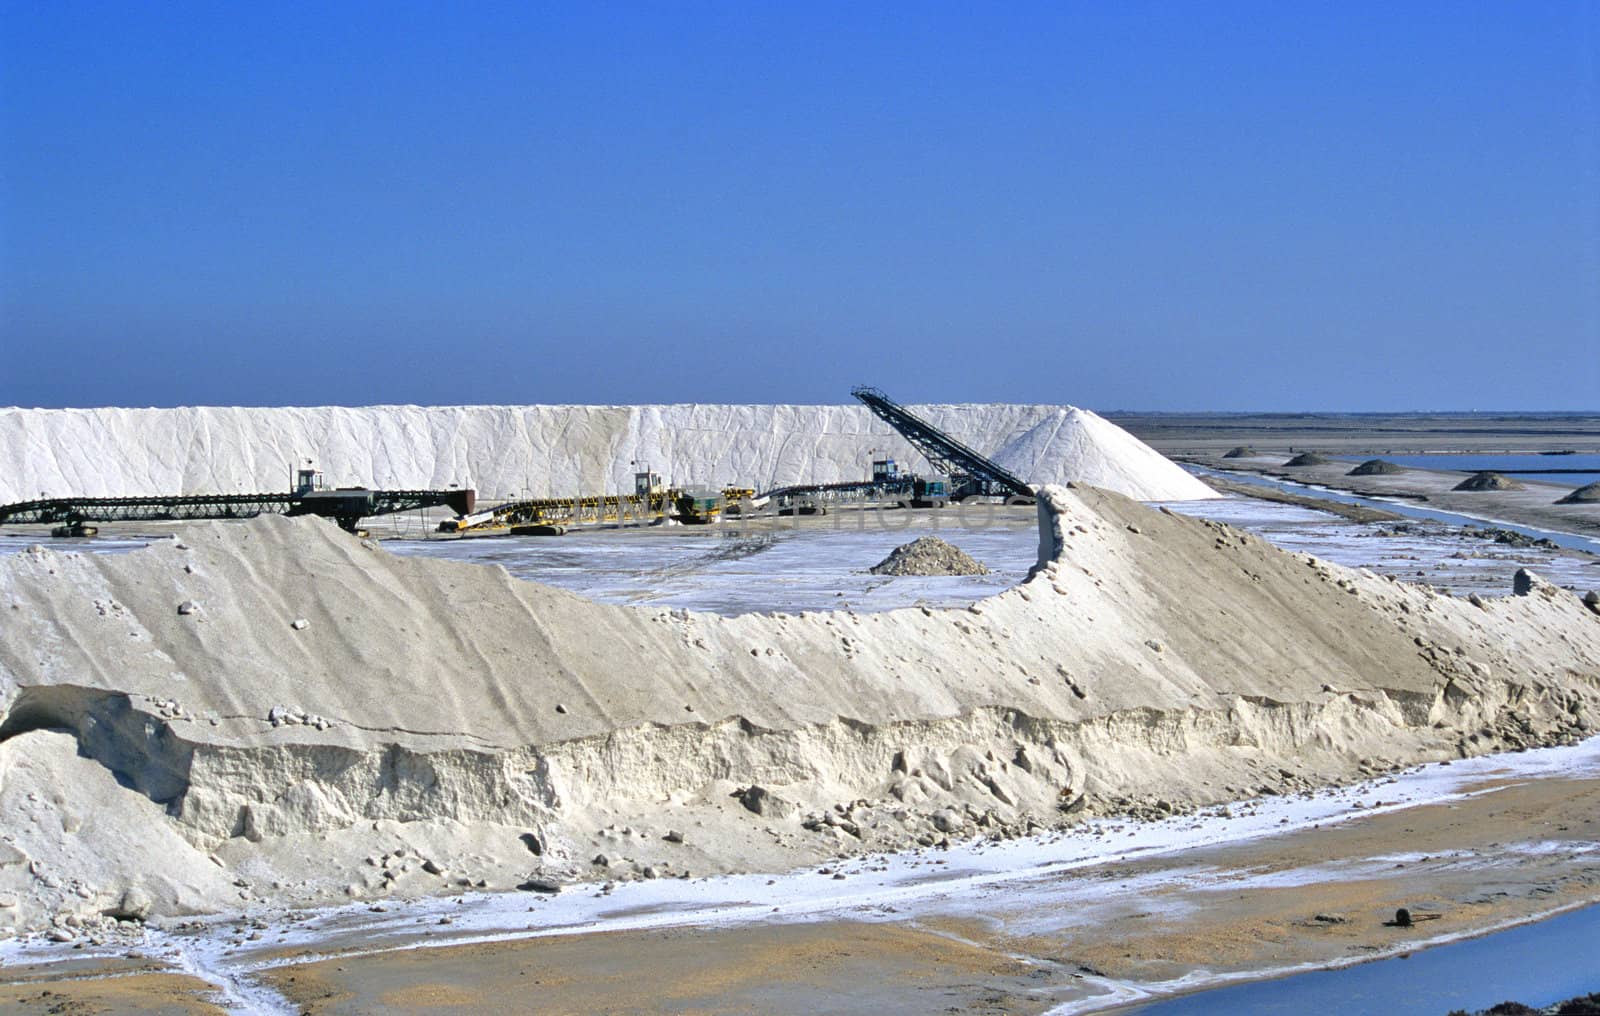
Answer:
0;403;1217;503
1;486;1597;933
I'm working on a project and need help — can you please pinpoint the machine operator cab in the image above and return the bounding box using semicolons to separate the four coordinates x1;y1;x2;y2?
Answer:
634;471;664;497
871;458;901;485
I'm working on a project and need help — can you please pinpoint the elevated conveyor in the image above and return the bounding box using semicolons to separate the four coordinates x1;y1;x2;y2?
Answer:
851;386;1033;499
0;488;476;534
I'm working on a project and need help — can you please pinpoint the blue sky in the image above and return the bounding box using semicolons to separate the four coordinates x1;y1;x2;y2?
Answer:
2;2;1596;410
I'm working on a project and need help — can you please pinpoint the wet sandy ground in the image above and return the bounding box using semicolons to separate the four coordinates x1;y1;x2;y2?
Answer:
1187;452;1600;543
1107;412;1600;542
10;763;1596;1015
242;772;1600;1014
0;960;223;1014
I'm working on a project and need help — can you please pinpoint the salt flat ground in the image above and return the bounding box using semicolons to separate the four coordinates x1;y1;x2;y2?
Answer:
1108;412;1600;458
5;495;1591;608
381;507;1039;615
378;496;1597;606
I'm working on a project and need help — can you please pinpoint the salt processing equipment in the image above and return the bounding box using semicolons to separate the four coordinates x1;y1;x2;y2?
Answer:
0;466;476;535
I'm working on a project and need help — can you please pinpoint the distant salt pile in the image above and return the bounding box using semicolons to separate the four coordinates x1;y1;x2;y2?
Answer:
1454;472;1523;492
1284;452;1330;467
1349;459;1404;476
869;536;989;576
1558;482;1600;505
1222;446;1256;458
0;403;1219;504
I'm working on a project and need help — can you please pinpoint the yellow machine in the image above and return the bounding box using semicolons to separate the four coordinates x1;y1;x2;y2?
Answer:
439;472;756;534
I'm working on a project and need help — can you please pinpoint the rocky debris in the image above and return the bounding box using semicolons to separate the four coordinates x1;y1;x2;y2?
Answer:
103;887;152;921
517;878;562;894
290;618;310;630
1453;471;1524;492
1584;591;1599;616
1447;993;1600;1016
869;536;989;577
736;785;798;820
1557;482;1600;505
1513;568;1557;597
1283;452;1330;467
267;705;332;730
1348;459;1404;476
177;600;202;616
1222;446;1256;458
1467;527;1559;550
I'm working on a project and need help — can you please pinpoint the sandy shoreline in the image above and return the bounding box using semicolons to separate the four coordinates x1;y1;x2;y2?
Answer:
7;741;1600;1013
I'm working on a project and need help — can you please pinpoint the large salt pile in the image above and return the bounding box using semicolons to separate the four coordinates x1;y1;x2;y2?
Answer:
869;536;989;576
0;403;1217;504
989;407;1216;501
2;487;1598;935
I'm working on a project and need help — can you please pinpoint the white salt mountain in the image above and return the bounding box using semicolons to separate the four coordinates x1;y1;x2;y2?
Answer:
1;487;1597;932
0;403;1217;503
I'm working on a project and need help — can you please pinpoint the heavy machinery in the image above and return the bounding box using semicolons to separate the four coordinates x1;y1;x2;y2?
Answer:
439;471;755;535
0;466;476;535
751;387;1033;512
438;386;1023;533
754;457;951;515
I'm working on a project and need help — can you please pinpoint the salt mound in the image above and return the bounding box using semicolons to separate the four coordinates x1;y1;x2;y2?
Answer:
869;536;989;576
1284;452;1330;467
0;403;1218;504
1349;459;1404;476
1;493;1597;934
1453;472;1523;492
1558;482;1600;505
989;407;1217;501
1223;446;1256;458
0;730;236;927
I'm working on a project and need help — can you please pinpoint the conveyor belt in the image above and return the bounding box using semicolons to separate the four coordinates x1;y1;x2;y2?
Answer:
0;488;476;533
851;386;1032;499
